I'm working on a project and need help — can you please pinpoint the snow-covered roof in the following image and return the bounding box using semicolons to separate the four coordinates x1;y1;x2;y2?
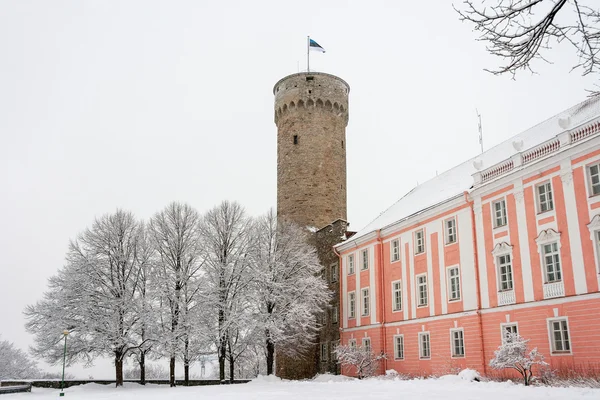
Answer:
346;96;600;244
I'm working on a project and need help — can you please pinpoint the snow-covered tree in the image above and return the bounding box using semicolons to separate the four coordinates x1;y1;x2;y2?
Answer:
490;333;548;386
249;210;331;375
0;338;40;379
26;210;147;387
148;202;203;387
334;344;386;379
199;200;254;382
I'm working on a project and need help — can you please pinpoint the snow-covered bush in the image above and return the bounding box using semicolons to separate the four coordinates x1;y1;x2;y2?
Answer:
490;333;547;386
0;338;40;379
334;344;386;379
458;368;481;382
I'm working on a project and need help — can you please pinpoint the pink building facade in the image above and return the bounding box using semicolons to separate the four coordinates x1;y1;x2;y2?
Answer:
336;98;600;377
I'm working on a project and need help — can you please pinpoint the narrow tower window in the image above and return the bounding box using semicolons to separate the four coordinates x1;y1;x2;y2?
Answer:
293;135;298;145
342;140;344;148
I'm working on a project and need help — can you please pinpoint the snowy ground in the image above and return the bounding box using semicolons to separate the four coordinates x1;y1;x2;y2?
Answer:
4;374;599;400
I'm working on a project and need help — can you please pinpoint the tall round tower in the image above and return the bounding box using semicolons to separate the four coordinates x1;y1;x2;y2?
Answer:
274;72;349;229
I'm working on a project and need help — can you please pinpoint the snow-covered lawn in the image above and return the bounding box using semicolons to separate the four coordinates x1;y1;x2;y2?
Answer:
4;375;599;400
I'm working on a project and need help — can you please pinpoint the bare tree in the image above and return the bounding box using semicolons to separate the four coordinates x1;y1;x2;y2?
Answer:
149;202;203;387
199;200;253;382
25;210;147;387
0;338;40;379
249;210;331;375
334;344;386;379
455;0;600;88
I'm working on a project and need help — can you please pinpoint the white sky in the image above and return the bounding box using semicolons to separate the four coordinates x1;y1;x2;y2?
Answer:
0;0;595;378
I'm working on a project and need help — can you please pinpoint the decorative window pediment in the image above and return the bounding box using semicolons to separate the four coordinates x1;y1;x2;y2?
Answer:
587;215;600;239
535;228;561;247
492;242;513;257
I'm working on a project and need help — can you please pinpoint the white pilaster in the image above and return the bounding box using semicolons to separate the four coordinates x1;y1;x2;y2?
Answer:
473;197;490;308
514;182;535;302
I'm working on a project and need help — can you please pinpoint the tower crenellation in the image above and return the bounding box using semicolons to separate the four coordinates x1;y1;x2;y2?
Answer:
274;72;350;229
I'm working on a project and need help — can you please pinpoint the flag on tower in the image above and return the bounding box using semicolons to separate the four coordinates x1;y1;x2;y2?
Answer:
309;38;326;53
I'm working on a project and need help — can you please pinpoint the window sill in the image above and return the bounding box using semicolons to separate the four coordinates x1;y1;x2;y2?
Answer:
415;252;426;256
392;309;402;313
361;314;370;318
419;357;431;360
448;298;461;302
394;357;404;361
451;355;465;359
493;225;507;230
498;289;514;293
537;209;554;215
390;259;400;264
550;351;572;356
360;268;369;271
417;304;428;308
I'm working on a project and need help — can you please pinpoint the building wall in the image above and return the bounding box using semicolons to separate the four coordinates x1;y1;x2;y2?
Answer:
338;130;600;377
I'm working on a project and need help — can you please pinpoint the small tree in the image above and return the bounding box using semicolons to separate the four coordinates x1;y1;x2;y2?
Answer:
0;338;40;379
490;333;547;386
334;344;386;379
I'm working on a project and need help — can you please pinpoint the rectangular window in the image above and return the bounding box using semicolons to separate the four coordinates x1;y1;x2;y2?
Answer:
392;280;402;311
493;199;507;228
497;254;514;291
447;266;461;301
332;306;338;324
391;239;400;262
332;340;339;361
348;291;356;319
589;163;600;196
543;242;562;283
348;255;355;275
331;263;338;283
417;274;428;307
321;342;328;361
451;329;465;357
501;323;518;343
362;338;371;353
361;288;370;316
348;339;356;349
415;229;425;254
419;332;430;359
549;319;571;353
361;249;369;270
445;218;457;244
537;181;554;213
394;335;404;360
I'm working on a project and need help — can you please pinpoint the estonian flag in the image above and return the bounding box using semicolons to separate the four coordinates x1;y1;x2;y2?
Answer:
309;39;326;53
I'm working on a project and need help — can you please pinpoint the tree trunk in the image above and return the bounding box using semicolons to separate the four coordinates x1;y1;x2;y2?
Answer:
115;352;124;387
139;352;146;385
266;331;275;376
229;357;235;383
170;356;176;387
184;336;190;386
219;343;226;382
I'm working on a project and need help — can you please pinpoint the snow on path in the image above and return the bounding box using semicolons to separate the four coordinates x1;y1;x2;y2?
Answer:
4;376;599;400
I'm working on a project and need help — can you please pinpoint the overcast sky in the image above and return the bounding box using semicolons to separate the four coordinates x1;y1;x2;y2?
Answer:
0;0;595;378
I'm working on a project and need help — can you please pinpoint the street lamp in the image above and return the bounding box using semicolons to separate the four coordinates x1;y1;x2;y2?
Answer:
60;330;69;397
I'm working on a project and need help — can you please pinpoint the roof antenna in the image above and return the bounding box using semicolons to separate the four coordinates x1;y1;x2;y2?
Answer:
476;109;483;154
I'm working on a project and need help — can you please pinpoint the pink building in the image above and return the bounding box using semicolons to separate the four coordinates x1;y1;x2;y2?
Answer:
336;97;600;377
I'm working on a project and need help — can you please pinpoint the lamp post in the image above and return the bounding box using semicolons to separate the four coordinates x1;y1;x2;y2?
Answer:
60;330;69;397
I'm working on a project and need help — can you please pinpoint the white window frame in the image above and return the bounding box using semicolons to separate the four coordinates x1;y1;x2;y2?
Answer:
348;338;357;349
414;229;425;254
447;266;461;301
588;162;600;196
445;217;457;244
361;288;370;316
391;239;400;262
393;334;404;360
500;322;519;343
536;181;554;213
548;318;572;355
320;342;328;362
347;254;355;275
496;253;514;292
348;291;356;319
332;340;339;362
416;273;428;307
450;328;465;358
362;337;371;353
418;332;431;359
331;263;339;283
361;249;369;270
542;241;562;283
493;199;507;228
391;280;402;312
332;306;338;324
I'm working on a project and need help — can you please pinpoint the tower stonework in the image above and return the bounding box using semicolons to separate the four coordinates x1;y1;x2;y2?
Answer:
274;72;349;229
273;72;350;379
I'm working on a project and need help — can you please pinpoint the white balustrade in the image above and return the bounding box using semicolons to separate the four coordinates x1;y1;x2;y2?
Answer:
543;281;565;299
497;290;516;306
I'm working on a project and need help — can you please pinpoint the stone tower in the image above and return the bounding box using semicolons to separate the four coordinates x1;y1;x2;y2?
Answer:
274;72;349;229
273;72;350;379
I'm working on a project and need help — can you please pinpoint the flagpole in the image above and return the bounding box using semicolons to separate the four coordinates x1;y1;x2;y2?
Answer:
307;35;310;73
